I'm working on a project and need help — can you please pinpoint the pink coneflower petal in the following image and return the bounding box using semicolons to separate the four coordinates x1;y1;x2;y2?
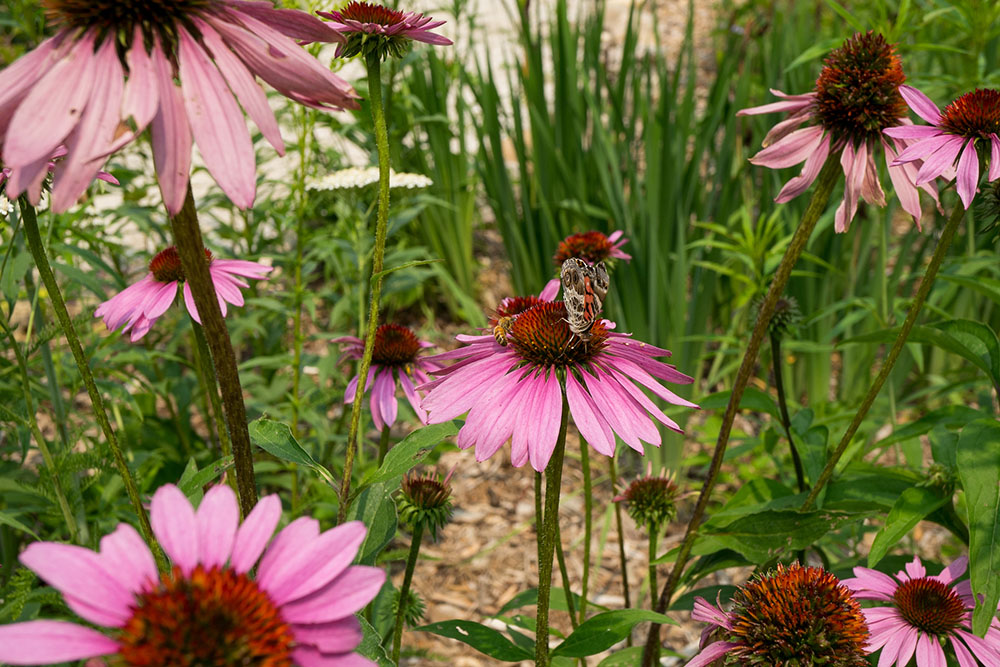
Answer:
862;146;887;207
0;36;61;137
122;26;157;130
955;139;980;207
899;84;943;124
149;42;193;215
686;641;740;667
151;484;200;576
231;494;283;574
261;522;367;605
0;620;120;664
291;617;363;654
397;370;428;423
566;371;616;455
915;136;966;184
883;139;922;225
371;367;397;429
749;125;825;169
98;524;157;595
775;133;831;203
527;369;562;471
990;134;1000;181
915;633;946;667
280;566;386;624
259;517;321;579
883;124;943;139
195;485;239;569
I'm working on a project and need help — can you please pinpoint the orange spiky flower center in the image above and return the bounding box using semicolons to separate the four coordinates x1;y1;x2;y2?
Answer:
508;302;607;366
813;31;907;144
893;576;965;636
149;246;212;283
42;0;211;51
939;89;1000;139
336;1;405;25
727;563;870;666
117;565;294;666
372;323;421;366
617;474;679;527
553;231;614;265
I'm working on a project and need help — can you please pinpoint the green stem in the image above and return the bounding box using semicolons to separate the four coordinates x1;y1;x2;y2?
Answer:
553;523;579;631
18;197;164;569
339;52;392;524
641;155;841;666
536;392;570;667
647;520;661;665
609;456;632;645
2;321;78;542
392;521;424;663
802;201;966;510
771;331;805;493
378;425;391;467
191;322;232;459
578;441;592;624
169;189;257;518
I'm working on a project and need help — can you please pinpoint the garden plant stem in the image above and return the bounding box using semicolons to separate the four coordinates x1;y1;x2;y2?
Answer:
609;455;632;644
771;331;805;492
553;525;579;631
647;519;661;666
641;155;841;666
378;425;391;466
339;51;392;523
391;521;424;662
169;189;257;518
19;197;165;569
802;201;966;510
536;395;570;667
578;439;592;623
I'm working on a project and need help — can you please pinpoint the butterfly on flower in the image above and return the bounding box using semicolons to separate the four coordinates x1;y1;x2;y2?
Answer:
560;257;609;342
493;315;515;347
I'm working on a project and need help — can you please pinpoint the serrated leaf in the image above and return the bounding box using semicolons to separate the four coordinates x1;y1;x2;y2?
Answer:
176;456;233;498
416;620;533;661
868;486;949;568
248;418;336;487
358;421;457;490
551;609;676;657
956;419;1000;636
345;482;398;566
356;615;393;667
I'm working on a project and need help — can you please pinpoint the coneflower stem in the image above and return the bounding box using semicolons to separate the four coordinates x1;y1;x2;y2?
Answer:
609;455;632;645
378;425;391;467
647;519;661;665
19;197;164;569
391;521;424;663
641;155;841;666
169;189;257;518
578;440;593;624
339;51;392;524
802;201;966;510
771;331;805;493
536;394;570;667
191;322;239;498
2;321;78;543
553;524;579;631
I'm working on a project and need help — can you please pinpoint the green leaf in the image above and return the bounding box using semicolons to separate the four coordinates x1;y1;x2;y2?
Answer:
0;510;40;540
358;421;457;490
248;418;336;487
551;610;676;657
370;258;444;283
598;646;645;666
345;482;398;566
868;487;949;568
356;615;393;667
176;456;233;498
698;386;780;421
940;273;1000;309
416;620;534;661
956;419;1000;636
877;406;984;448
495;588;609;617
695;509;874;564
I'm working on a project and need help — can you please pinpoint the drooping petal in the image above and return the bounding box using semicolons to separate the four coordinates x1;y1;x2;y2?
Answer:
899;84;943;125
0;620;119;664
914;136;965;185
397;370;428;424
122;25;158;131
883;124;943;140
955;139;980;208
527;369;563;471
883;139;922;226
149;39;193;215
861;140;887;207
775;132;831;203
566;370;615;456
749;126;824;169
685;641;739;667
0;34;63;139
990;134;1000;182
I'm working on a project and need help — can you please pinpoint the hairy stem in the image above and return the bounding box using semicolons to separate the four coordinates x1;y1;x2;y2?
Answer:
378;425;391;467
641;155;841;666
554;523;579;631
578;440;593;624
771;331;805;492
391;521;424;662
609;455;632;645
802;201;966;510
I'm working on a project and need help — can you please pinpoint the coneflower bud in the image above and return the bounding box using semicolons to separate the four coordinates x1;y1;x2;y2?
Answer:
614;466;679;528
398;468;454;539
752;296;802;337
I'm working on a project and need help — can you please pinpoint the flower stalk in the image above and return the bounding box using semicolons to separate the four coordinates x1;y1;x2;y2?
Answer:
391;520;423;663
168;189;257;517
536;391;570;667
802;200;967;510
770;329;805;492
18;197;164;569
609;456;632;642
339;51;393;522
378;425;391;466
578;438;593;623
641;154;841;666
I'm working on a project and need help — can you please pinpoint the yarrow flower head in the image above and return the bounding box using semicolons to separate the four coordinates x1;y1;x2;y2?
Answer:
738;31;939;233
553;230;632;265
419;282;698;472
0;484;386;666
613;464;680;528
95;246;271;342
887;86;1000;208
843;555;1000;666
334;323;440;430
398;468;455;539
0;0;358;215
689;563;870;667
318;2;452;60
308;166;433;191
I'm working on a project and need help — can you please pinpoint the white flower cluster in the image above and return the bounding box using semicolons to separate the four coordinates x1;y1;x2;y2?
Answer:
0;195;12;218
309;167;433;192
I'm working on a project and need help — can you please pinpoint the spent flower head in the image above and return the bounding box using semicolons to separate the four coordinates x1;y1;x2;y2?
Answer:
398;468;455;539
0;0;357;214
844;555;1000;666
752;296;802;337
318;2;452;60
613;464;680;528
688;563;870;667
0;484;385;666
553;230;632;265
738;31;939;232
887;86;1000;208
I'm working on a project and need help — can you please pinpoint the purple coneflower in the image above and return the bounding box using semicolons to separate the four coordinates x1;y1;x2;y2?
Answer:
0;0;357;214
738;32;939;232
1;146;118;205
0;484;385;666
96;246;271;342
689;563;870;667
553;230;632;265
419;286;697;472
318;1;452;60
843;555;1000;666
334;323;439;429
887;87;1000;208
